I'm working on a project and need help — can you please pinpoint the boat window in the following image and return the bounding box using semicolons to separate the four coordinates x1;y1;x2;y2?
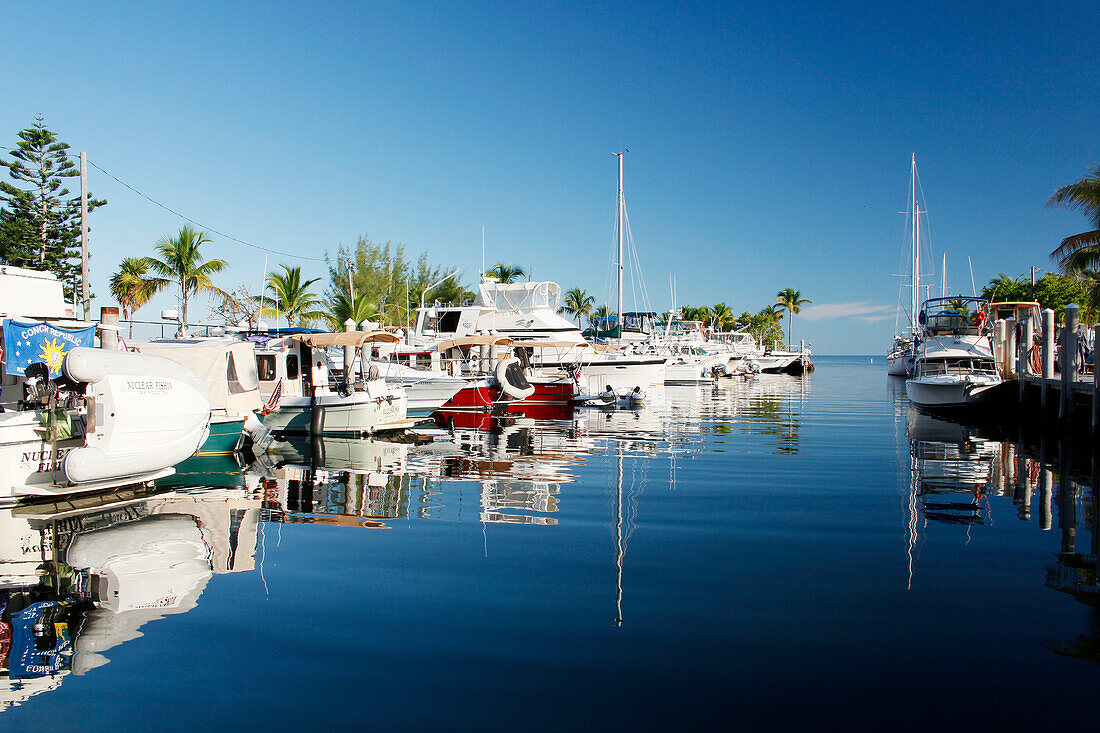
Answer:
286;354;300;380
257;355;277;381
438;311;461;333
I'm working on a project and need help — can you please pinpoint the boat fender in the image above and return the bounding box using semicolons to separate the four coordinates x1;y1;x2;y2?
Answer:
495;357;535;400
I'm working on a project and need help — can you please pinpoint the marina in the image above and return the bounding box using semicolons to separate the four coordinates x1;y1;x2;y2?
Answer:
2;3;1098;728
1;358;1098;727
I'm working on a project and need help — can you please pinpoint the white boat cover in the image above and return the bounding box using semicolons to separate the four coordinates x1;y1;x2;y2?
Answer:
136;340;262;415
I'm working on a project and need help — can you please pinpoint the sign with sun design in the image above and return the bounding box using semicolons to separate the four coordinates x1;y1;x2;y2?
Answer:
2;319;96;377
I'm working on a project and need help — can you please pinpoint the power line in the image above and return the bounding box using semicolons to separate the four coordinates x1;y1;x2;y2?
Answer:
0;142;327;263
84;158;327;262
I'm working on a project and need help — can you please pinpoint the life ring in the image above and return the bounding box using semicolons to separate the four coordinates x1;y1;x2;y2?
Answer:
494;357;535;400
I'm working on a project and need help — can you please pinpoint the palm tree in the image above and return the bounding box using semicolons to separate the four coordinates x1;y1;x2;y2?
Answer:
1072;268;1100;324
256;264;326;327
487;263;525;283
710;302;735;331
109;257;156;339
1049;165;1100;270
146;225;228;326
774;288;812;344
590;304;614;328
326;292;378;330
560;287;595;326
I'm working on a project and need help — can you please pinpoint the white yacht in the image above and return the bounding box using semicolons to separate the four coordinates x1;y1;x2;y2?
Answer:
0;266;211;505
411;278;667;395
906;296;1002;408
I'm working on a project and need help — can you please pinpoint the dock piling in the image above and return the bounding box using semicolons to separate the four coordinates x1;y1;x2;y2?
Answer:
1061;304;1079;420
1093;325;1100;435
1042;309;1054;410
98;306;119;350
1004;317;1016;378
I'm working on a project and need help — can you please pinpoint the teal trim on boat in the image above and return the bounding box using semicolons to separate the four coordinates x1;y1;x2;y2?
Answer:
197;416;246;455
157;453;246;489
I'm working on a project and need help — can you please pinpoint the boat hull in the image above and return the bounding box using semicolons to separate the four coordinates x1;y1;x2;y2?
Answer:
197;416;247;455
905;374;1002;408
887;354;912;376
262;391;408;436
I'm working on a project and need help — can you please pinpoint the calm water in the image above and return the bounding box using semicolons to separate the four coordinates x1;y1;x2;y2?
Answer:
3;356;1098;729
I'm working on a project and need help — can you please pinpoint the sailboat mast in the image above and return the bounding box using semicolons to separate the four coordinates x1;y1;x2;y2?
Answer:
911;154;919;331
616;152;625;331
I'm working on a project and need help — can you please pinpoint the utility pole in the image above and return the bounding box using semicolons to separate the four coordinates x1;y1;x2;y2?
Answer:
80;152;90;322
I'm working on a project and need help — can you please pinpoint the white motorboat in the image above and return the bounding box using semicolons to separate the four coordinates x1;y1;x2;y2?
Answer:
1;266;211;504
252;330;411;437
906;296;1002;408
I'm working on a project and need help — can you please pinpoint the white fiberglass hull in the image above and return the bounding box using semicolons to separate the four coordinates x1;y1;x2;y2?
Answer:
905;373;1002;408
887;354;912;376
391;377;467;416
663;358;717;384
0;412;174;504
262;383;409;435
571;358;667;396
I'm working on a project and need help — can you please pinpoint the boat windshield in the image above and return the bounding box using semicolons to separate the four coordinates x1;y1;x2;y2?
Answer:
919;357;997;376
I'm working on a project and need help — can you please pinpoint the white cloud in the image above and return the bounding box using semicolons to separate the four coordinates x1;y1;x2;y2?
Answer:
799;302;894;322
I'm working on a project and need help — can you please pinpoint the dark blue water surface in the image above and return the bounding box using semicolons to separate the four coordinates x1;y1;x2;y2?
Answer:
3;356;1098;730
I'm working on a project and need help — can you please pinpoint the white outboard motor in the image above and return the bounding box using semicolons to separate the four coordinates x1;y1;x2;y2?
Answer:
60;347;211;484
494;357;535;400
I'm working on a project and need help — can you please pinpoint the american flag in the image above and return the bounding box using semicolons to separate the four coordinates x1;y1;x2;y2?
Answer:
264;379;282;413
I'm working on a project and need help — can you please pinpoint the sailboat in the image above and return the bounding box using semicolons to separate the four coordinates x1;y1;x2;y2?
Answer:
887;155;930;377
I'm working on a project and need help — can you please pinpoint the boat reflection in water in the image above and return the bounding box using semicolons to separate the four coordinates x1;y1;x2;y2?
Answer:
906;406;1100;659
0;488;261;711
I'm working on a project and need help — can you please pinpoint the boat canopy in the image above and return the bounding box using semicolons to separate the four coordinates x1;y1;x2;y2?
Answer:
137;340;261;414
435;334;514;351
292;331;399;347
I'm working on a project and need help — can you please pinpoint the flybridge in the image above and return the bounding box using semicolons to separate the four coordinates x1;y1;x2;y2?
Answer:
0;266;69;319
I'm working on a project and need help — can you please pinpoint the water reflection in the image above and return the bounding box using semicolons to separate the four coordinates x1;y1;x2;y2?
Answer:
905;405;1100;660
0;488;261;710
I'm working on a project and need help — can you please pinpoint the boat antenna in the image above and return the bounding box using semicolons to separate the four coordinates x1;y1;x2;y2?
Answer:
481;225;485;277
968;256;977;297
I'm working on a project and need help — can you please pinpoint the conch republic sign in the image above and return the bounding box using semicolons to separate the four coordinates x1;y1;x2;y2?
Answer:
2;319;96;377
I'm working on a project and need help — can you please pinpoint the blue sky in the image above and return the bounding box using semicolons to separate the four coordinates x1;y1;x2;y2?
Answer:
1;1;1096;353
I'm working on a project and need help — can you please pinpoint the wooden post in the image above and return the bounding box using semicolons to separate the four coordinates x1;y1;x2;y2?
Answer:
1004;317;1016;378
1061;304;1079;420
993;320;1005;377
1020;315;1033;402
1094;325;1100;435
343;318;355;383
1042;308;1054;410
98;306;118;350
